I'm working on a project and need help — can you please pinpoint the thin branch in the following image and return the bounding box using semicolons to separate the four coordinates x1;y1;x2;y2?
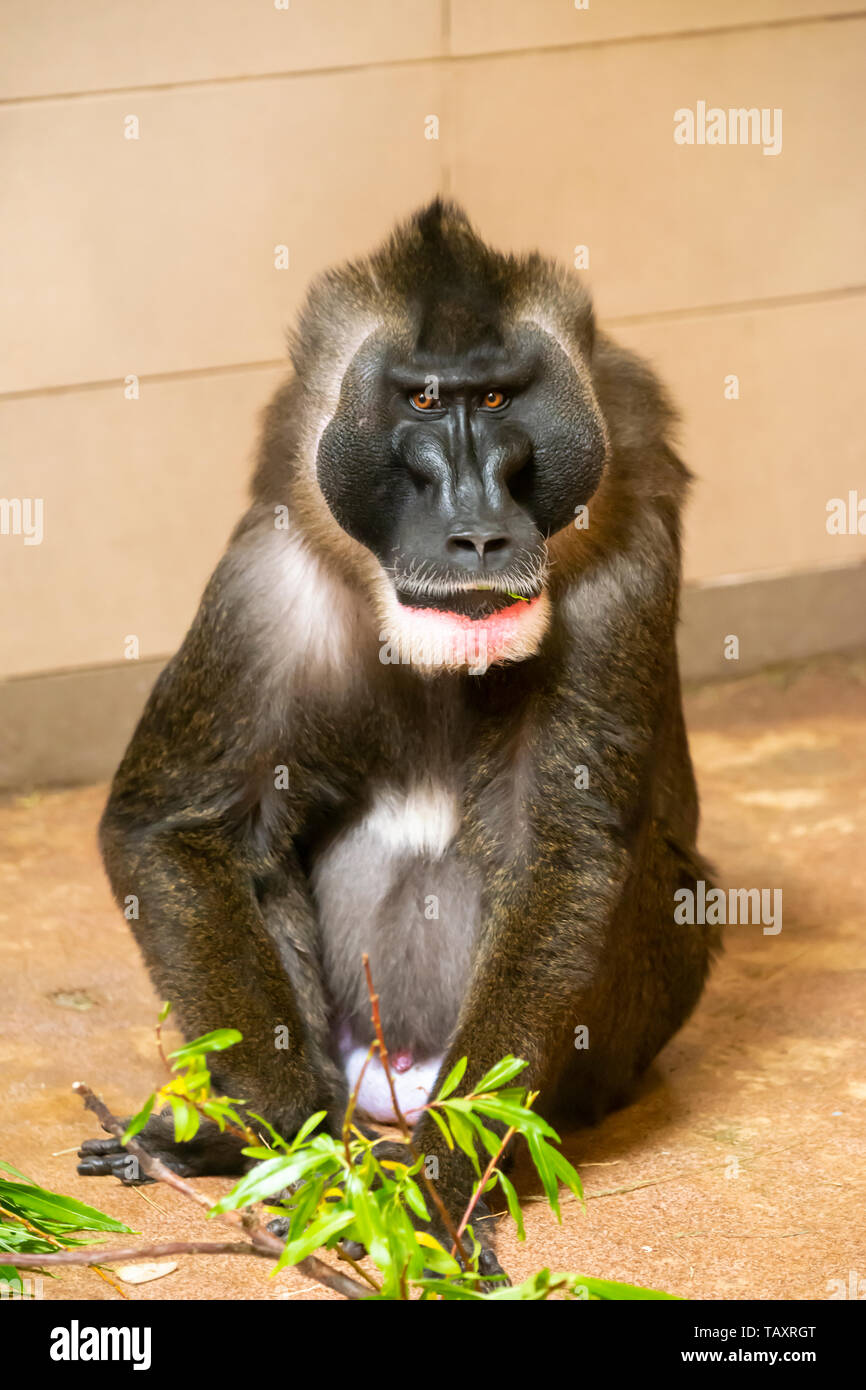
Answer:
453;1124;517;1251
341;1039;377;1165
335;1245;380;1293
1;1242;268;1269
72;1081;368;1301
361;955;471;1266
155;1011;172;1075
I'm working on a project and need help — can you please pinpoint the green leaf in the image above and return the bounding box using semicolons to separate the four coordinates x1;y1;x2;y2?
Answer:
547;1143;584;1208
470;1096;558;1137
168;1029;242;1062
412;1236;462;1278
572;1275;681;1301
527;1132;560;1219
158;1001;172;1023
244;1112;290;1153
466;1114;503;1159
0;1180;132;1233
274;1210;357;1271
412;1277;488;1299
0;1265;24;1295
402;1179;430;1224
435;1055;467;1101
441;1105;481;1176
166;1095;199;1144
472;1056;528;1093
0;1160;32;1183
494;1168;525;1241
291;1111;328;1148
213;1150;335;1212
181;1069;211;1091
425;1105;454;1151
122;1093;155;1144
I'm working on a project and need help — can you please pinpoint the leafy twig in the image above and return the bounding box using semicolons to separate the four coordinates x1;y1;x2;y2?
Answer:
361;954;472;1265
72;1081;368;1301
0;1196;129;1300
453;1124;517;1252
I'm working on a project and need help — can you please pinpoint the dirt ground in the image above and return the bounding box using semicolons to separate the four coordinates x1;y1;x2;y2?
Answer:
1;652;864;1301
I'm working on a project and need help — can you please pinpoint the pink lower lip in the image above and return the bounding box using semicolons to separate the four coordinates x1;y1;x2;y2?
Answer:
398;596;541;661
399;597;539;630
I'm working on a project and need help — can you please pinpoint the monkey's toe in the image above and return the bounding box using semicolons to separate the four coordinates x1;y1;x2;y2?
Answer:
76;1144;154;1184
339;1238;366;1261
77;1136;124;1156
478;1245;509;1288
266;1217;366;1265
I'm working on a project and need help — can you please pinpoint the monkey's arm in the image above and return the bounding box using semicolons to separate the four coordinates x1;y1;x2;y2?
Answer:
100;817;345;1132
87;591;347;1173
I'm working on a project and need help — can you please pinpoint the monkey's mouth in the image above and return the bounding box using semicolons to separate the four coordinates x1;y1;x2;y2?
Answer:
389;595;547;671
394;584;541;619
383;570;551;669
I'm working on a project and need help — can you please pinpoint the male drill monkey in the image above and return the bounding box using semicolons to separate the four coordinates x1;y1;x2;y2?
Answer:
79;201;717;1255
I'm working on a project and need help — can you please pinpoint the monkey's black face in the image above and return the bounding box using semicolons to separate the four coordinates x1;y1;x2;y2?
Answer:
316;323;609;668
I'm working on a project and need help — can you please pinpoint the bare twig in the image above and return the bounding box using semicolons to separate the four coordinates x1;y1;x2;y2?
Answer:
335;1245;380;1292
1;1242;269;1269
341;1039;377;1164
361;955;471;1266
453;1124;517;1252
155;1011;172;1075
72;1081;368;1301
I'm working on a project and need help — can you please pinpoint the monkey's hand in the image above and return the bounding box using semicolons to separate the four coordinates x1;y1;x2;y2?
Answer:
76;1108;251;1184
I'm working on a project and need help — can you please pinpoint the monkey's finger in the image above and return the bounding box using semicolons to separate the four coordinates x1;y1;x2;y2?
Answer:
77;1152;154;1184
76;1155;123;1176
77;1136;125;1156
478;1246;510;1288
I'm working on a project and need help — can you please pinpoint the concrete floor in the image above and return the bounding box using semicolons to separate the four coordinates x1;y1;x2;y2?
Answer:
1;652;864;1301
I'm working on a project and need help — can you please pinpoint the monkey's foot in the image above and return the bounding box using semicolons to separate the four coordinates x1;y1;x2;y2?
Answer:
76;1110;250;1183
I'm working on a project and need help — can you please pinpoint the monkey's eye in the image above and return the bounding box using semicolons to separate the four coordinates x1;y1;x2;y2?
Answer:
410;390;440;411
481;389;507;410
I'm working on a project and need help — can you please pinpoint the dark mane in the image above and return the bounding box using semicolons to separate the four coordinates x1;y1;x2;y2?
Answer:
378;198;508;355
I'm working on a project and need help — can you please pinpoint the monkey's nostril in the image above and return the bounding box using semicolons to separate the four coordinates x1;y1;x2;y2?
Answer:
446;531;512;563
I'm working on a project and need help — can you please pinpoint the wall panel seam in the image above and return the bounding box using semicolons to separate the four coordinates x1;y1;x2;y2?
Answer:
2;9;864;107
3;286;864;405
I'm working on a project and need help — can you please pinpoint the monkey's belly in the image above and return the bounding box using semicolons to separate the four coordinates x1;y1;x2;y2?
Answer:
310;783;481;1120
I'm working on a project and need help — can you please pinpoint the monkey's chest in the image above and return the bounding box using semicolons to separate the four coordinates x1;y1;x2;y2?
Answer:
309;781;481;1112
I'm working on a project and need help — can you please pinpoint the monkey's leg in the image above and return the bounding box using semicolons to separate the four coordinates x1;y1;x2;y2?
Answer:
409;825;682;1225
78;828;346;1180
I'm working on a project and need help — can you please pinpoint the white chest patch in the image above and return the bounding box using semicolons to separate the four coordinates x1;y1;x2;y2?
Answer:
311;778;479;1059
355;782;461;861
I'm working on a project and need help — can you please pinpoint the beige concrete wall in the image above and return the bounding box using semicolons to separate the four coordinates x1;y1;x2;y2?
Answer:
2;1;864;683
